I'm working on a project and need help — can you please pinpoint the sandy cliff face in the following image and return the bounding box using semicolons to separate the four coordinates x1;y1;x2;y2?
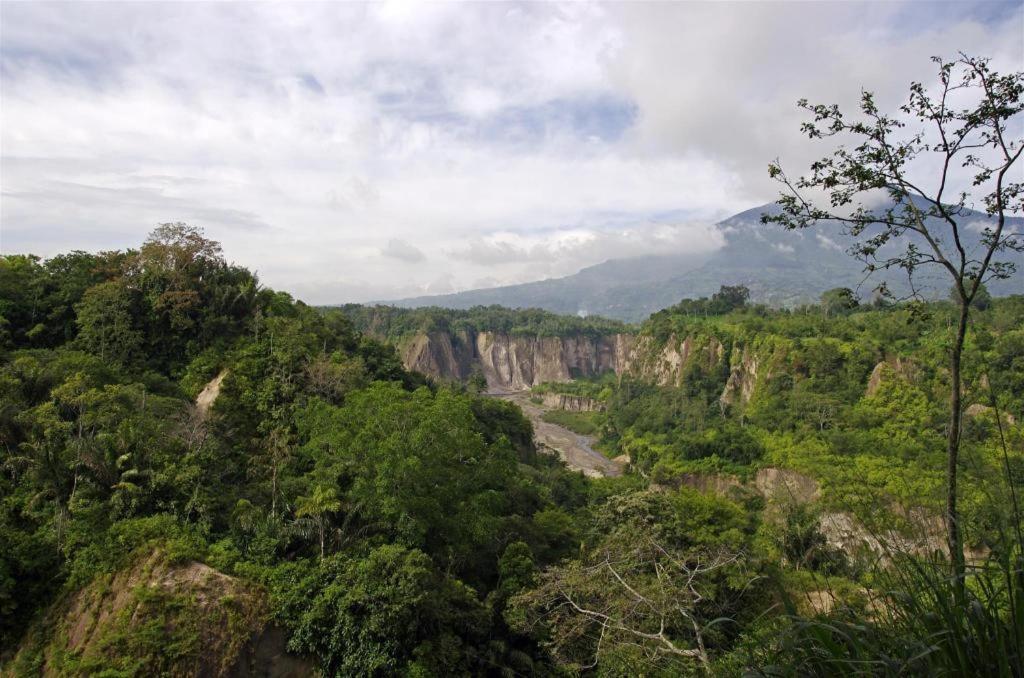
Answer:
401;330;476;382
15;550;311;677
541;393;606;412
628;334;726;388
398;325;779;405
720;345;762;407
399;330;634;391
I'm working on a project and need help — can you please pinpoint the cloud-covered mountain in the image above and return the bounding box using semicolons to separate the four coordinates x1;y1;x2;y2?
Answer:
388;203;1024;322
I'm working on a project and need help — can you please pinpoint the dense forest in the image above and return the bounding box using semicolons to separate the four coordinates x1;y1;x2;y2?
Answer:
336;303;632;343
1;227;1022;676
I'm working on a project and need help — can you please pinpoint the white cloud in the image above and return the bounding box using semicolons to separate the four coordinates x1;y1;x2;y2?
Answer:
381;238;426;263
1;2;1020;303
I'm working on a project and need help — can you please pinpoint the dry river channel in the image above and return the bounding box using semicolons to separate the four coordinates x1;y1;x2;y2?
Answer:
493;392;625;478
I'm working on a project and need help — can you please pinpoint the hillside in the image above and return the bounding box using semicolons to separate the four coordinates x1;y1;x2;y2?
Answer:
390;202;1024;321
2;228;1022;676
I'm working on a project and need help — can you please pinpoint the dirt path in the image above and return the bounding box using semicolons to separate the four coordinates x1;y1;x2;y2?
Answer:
496;392;625;478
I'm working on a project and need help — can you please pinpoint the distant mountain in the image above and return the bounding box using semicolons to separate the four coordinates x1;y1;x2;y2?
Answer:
388;203;1023;322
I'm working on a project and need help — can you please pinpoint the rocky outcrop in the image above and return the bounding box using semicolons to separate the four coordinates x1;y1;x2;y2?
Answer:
865;357;917;397
628;333;725;387
720;345;762;407
965;403;1018;426
541;393;606;412
401;330;476;382
755;467;821;504
398;325;786;409
19;550;311;677
399;330;635;391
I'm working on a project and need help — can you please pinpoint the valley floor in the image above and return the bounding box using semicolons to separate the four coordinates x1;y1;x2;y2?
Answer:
494;392;625;477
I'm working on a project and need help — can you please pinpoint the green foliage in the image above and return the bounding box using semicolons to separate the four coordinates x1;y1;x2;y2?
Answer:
276;545;490;676
540;409;602;436
337;302;631;341
511;487;764;672
74;281;144;366
531;371;618;401
0;227;593;673
760;548;1024;676
4;222;1021;676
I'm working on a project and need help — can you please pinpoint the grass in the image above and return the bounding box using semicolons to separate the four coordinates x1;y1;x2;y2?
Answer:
540;409;603;436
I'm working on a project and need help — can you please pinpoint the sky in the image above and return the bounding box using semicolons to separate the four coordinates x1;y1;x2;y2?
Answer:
2;1;1022;304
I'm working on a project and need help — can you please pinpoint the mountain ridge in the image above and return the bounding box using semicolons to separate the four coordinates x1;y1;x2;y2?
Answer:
384;202;1023;321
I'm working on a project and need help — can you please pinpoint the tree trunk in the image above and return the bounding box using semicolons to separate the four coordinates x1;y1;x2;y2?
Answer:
946;302;969;589
271;464;278;518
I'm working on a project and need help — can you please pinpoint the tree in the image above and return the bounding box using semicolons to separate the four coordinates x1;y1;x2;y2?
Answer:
283;545;489;675
255;427;293;519
295;485;341;559
820;287;859;317
952;280;992;310
709;285;750;314
764;54;1023;586
510;489;757;674
74;281;142;365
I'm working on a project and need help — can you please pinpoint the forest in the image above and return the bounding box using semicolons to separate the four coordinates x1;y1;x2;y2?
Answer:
0;224;1021;676
336;303;632;343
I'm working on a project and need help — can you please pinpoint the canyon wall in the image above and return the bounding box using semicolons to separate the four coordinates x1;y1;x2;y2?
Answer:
401;330;635;392
541;393;606;412
399;326;778;407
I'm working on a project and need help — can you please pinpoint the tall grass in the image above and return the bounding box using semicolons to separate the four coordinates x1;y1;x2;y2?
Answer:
757;545;1022;676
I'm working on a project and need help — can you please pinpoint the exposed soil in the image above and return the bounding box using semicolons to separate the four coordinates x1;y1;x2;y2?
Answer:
196;369;228;416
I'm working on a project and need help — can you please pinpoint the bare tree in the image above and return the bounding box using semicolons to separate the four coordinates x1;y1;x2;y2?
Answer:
764;54;1023;586
512;531;749;674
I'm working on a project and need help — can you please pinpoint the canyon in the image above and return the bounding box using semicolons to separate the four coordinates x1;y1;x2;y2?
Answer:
401;329;635;392
399;328;767;409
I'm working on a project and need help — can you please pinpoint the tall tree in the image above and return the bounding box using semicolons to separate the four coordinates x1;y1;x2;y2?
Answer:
294;485;341;560
764;54;1023;584
74;281;143;365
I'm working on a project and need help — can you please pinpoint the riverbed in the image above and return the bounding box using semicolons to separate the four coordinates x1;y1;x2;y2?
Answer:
494;392;625;478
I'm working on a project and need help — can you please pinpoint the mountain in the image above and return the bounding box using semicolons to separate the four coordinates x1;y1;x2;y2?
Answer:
388;202;1023;322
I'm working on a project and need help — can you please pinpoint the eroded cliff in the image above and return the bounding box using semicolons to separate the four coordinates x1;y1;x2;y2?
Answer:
400;330;635;391
397;325;786;405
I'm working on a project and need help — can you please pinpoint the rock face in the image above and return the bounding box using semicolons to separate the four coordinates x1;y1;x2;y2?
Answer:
628;334;725;387
965;403;1018;426
720;345;762;408
196;369;228;416
754;467;820;504
21;551;311;677
402;330;476;382
541;393;606;412
865;357;917;397
398;328;778;406
401;330;635;391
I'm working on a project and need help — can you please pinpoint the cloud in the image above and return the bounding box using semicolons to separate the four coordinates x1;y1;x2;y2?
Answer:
1;2;1020;303
381;238;426;263
604;2;1024;196
447;220;723;281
